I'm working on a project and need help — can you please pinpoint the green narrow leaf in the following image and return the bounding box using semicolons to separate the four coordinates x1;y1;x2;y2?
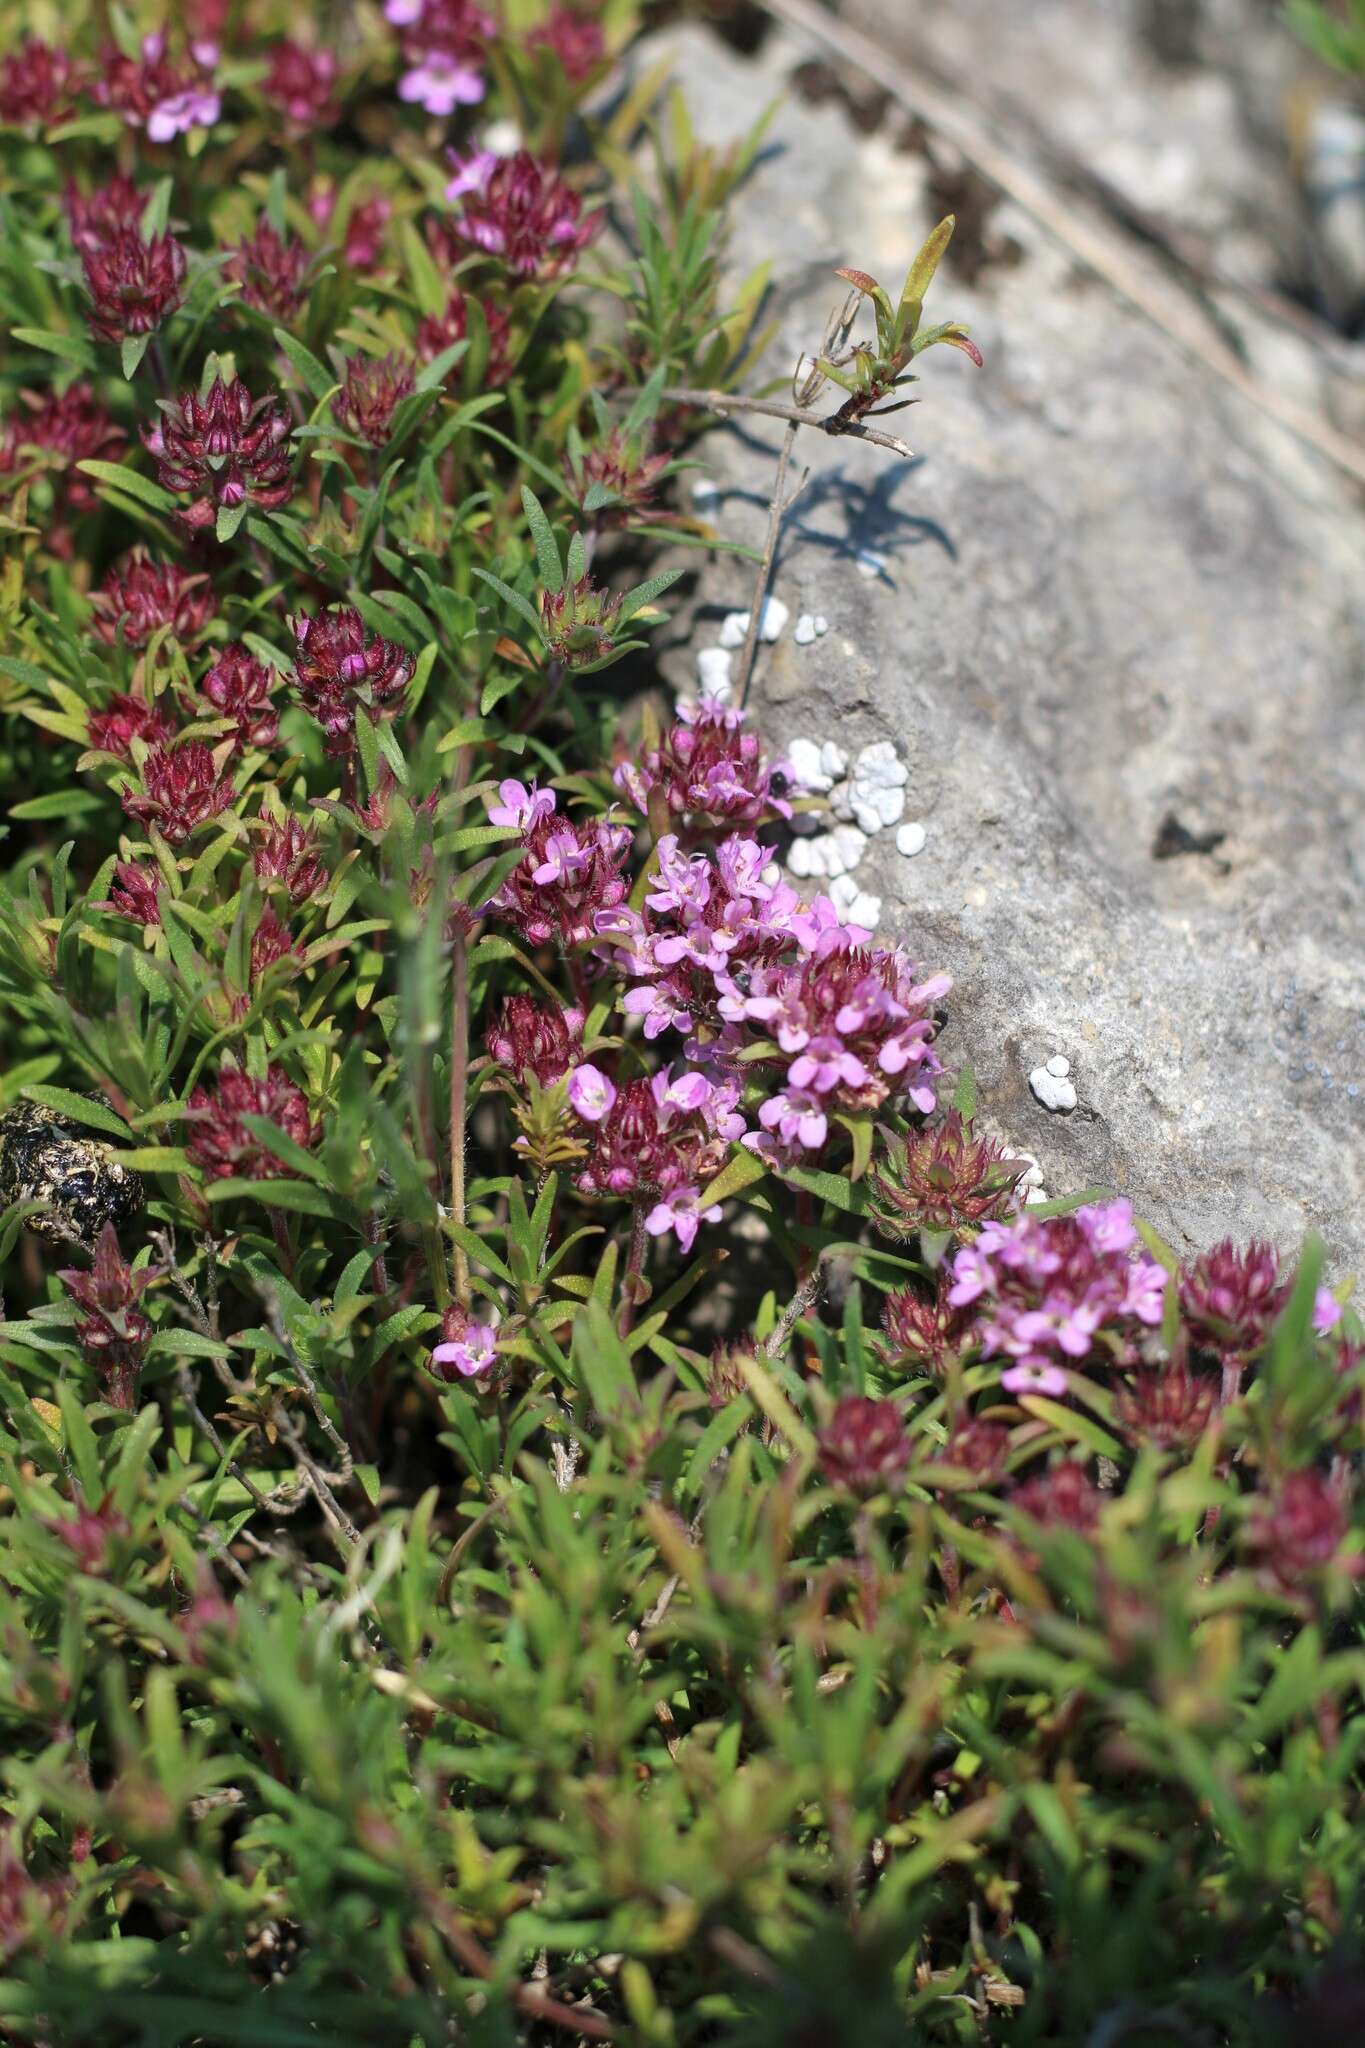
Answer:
520;486;564;594
75;459;178;515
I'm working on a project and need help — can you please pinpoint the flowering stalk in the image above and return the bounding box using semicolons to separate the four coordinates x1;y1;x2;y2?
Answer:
449;929;470;1305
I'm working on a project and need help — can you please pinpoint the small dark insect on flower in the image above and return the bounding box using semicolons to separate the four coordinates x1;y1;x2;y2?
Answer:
120;741;235;845
870;1110;1026;1240
144;376;294;532
262;38;339;130
82;227;187;343
333;351;417;449
226;222;311;323
817;1394;913;1497
87;690;177;760
185;1060;318;1182
197;645;279;753
290;606;414;756
90;550;217;651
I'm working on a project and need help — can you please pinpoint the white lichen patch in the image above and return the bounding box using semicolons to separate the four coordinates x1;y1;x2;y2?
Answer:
1029;1055;1078;1113
896;821;927;858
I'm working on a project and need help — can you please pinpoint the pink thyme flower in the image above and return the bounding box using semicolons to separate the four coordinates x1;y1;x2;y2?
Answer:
91;550;216;651
87;690;177;760
567;1064;616;1123
198;645;279;753
389;0;493;114
262;39;338;130
430;1321;497;1380
121;741;235;845
290;606;413;756
1179;1239;1291;1362
487;778;556;830
144;377;293;532
333;351;417;448
102;861;163;927
484;784;631;948
82;227;186;343
444;149;497;201
1315;1287;1344;1335
645;1183;721;1255
947;1199;1167;1382
185;1060;318;1181
443;150;598;280
65;174;145;258
226;221;311;323
147;86;221;142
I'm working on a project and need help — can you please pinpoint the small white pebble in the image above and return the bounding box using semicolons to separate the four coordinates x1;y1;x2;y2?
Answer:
690;476;720;505
855;549;887;580
1024;1184;1051;1205
788;838;815;878
814;614;829;635
1029;1066;1078;1113
786;736;831;793
849;741;909;834
1045;1054;1071;1079
481;118;522;156
896;821;927;857
828;874;882;928
695;647;733;701
794;613;817;646
717;597;788;648
819;740;848;780
718;611;747;650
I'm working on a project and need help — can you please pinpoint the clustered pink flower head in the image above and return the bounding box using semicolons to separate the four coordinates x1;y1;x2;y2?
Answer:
121;740;235;845
290;607;414;757
564;1064;743;1249
66;174;145;257
441;149;599;279
0;384;125;524
144;377;293;532
387;0;493;115
249;904;302;984
186;1061;318;1181
197;646;279;753
482;779;631;948
95;32;220;143
1248;1467;1361;1594
528;6;607;83
90;550;217;651
486;996;583;1085
1179;1239;1290;1361
948;1199;1168;1397
817;1394;912;1497
226;221;311;322
82;226;186;343
429;1302;498;1381
103;862;162;927
87;690;176;760
263;38;339;130
614;704;793;829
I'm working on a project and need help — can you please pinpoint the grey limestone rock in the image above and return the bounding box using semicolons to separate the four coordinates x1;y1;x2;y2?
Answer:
647;17;1365;1263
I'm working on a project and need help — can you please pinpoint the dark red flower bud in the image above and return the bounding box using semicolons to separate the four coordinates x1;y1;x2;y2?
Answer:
443;150;598;280
249;904;302;983
262;39;338;130
55;1494;130;1574
102;861;163;927
65;174;146;257
707;1339;758;1411
817;1394;912;1497
87;691;177;761
198;645;279;753
225;221;311;323
1116;1359;1216;1449
333;351;417;449
0;39;83;127
1010;1460;1102;1533
290;606;413;757
564;428;669;527
934;1416;1012;1483
870;1111;1026;1239
143;376;293;532
253;809;326;904
58;1223;159;1408
879;1275;977;1375
615;703;793;828
82;228;186;344
121;741;235;845
528;7;606;82
1249;1468;1358;1591
91;550;217;651
415;289;512;387
0;384;125;523
485;995;584;1085
539;573;623;669
1180;1239;1290;1361
185;1060;318;1181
